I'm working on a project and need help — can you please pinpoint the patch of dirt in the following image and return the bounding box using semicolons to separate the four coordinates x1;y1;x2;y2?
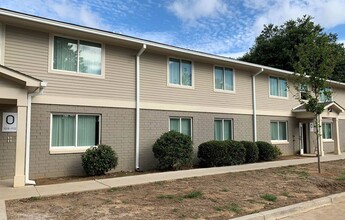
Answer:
35;156;303;186
7;160;345;220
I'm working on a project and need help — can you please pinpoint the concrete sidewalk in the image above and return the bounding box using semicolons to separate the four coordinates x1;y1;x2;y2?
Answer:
1;154;345;201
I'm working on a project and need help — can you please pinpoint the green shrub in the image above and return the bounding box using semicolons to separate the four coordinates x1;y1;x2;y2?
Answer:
152;130;193;170
197;141;228;167
197;140;245;167
273;145;282;158
256;141;279;161
81;145;118;176
241;141;259;163
225;140;246;165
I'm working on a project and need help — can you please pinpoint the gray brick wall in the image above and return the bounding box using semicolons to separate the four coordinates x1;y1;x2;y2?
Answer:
0;105;17;180
256;115;299;155
29;104;135;178
139;110;253;170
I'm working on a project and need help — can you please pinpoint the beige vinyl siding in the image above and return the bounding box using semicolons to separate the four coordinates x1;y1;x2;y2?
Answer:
256;73;299;114
140;52;253;111
4;25;136;101
332;86;345;108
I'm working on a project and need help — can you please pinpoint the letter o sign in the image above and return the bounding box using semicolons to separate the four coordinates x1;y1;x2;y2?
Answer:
2;112;17;132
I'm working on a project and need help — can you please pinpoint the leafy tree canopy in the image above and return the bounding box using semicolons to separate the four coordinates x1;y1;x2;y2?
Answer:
240;15;345;82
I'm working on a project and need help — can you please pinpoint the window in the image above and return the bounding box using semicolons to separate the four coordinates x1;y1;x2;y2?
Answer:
51;114;100;148
169;58;192;86
214;119;233;141
53;36;102;75
322;122;332;140
300;84;308;100
271;121;287;141
320;87;332;102
214;66;234;91
269;76;287;97
169;117;192;137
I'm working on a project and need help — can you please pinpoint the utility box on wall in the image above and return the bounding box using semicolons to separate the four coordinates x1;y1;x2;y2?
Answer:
2;112;17;132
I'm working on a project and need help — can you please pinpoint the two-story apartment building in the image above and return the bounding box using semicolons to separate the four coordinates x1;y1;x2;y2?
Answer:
0;9;344;187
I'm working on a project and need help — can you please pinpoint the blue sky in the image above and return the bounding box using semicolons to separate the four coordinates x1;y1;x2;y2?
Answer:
1;0;345;58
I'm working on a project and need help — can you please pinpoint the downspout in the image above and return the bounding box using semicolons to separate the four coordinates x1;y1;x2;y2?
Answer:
252;68;264;142
135;44;146;171
25;81;47;185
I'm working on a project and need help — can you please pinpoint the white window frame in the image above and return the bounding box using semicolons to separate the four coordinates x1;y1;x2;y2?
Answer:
169;117;193;138
214;118;233;141
300;84;309;101
319;87;333;102
270;121;288;144
167;57;194;89
322;122;333;141
50;113;101;154
213;66;236;94
48;34;105;79
269;76;288;99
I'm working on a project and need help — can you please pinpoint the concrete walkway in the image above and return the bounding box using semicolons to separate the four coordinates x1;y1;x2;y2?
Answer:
1;154;345;202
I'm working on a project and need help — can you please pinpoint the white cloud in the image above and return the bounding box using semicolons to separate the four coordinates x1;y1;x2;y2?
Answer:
167;0;228;23
252;0;345;35
218;51;247;59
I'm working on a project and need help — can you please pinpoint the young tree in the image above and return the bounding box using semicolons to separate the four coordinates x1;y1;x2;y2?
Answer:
291;27;342;173
240;15;345;82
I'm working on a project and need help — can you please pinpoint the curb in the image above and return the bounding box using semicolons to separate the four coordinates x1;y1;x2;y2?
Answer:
232;192;345;220
0;200;7;220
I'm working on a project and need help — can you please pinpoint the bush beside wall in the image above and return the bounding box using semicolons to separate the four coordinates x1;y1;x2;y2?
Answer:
241;141;259;163
81;145;118;176
152;131;193;171
197;140;245;167
256;141;281;161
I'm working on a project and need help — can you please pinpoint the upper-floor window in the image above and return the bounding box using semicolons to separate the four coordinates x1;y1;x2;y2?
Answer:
214;119;233;141
169;58;192;86
320;87;332;102
271;121;287;141
214;66;234;92
53;36;102;75
300;84;308;100
269;76;287;98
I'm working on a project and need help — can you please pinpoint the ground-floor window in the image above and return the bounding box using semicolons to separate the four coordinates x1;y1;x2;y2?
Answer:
322;122;332;140
51;114;100;148
169;117;192;137
270;121;287;141
214;119;233;141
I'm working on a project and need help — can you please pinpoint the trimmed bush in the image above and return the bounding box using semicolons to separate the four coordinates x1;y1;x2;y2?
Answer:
241;141;259;163
197;140;246;167
152;130;193;170
273;145;282;158
81;145;118;176
225;140;246;165
198;141;228;167
256;141;279;161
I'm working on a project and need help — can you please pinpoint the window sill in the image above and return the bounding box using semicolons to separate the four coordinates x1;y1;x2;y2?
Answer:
49;69;105;79
50;146;94;154
214;89;235;94
269;95;288;100
167;83;194;89
271;140;289;145
323;139;334;143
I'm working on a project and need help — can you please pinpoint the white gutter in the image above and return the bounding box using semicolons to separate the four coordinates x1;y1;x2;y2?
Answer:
135;44;146;171
25;81;47;185
252;68;264;142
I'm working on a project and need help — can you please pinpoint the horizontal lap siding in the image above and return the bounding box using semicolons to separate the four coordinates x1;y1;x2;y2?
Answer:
4;25;136;101
140;52;253;110
256;73;300;113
